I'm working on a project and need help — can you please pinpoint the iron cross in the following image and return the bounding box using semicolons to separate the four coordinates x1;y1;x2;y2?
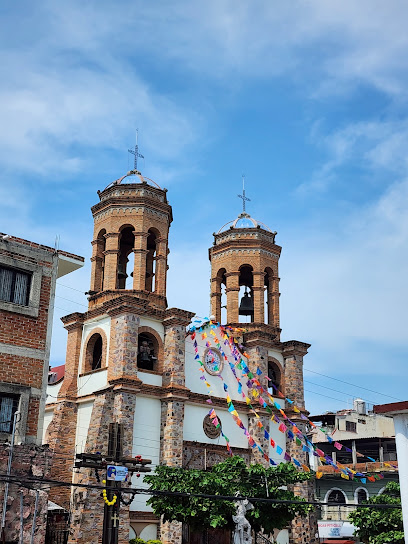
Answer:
237;175;251;213
128;129;144;171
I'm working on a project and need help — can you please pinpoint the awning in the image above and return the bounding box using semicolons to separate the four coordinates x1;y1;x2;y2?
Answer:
321;540;355;544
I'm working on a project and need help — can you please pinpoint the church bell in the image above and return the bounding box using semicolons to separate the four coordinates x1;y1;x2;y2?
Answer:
117;263;127;279
239;288;254;317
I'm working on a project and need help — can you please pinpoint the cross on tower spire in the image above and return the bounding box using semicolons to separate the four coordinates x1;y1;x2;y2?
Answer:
237;175;251;213
128;129;144;171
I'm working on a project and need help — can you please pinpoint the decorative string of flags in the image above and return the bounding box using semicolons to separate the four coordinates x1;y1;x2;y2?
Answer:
190;318;396;483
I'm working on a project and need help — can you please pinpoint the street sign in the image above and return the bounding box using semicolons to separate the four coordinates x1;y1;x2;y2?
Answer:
106;465;129;482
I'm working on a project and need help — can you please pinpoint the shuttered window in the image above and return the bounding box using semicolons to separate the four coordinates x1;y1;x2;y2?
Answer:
0;395;19;433
0;266;31;306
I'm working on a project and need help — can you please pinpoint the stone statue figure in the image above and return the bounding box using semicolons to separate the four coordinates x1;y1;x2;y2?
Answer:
233;498;254;544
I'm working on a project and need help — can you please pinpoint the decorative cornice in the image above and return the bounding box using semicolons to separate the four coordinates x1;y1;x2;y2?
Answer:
163;307;195;328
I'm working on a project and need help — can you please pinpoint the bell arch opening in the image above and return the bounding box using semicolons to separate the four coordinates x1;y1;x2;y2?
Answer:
137;332;159;371
146;229;158;292
83;332;106;373
238;264;254;323
117;226;135;289
268;358;282;395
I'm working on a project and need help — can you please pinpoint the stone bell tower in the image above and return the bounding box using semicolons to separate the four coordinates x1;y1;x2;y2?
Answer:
209;211;281;339
88;170;172;310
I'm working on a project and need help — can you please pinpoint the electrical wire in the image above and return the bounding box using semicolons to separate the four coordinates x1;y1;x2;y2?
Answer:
0;473;401;509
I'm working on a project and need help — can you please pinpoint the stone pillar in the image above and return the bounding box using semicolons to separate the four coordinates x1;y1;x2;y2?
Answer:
162;309;194;389
103;232;120;290
252;271;265;323
132;231;149;290
248;412;270;466
282;341;310;410
286;421;318;544
245;345;268;380
90;236;105;292
210;276;222;323
160;397;186;544
46;317;83;509
155;237;168;296
270;276;280;329
107;307;141;384
225;271;240;324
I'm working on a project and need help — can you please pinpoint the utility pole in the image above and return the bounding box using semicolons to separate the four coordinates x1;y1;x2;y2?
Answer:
75;450;151;544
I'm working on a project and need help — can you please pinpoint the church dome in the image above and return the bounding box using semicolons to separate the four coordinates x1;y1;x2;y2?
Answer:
103;170;162;191
217;212;273;234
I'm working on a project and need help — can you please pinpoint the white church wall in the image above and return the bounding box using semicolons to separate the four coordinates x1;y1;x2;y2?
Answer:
138;372;162;386
130;395;161;512
139;316;164;340
75;400;94;454
77;368;107;397
184;404;249;448
46;380;62;404
185;333;245;403
269;419;287;464
267;349;284;366
42;408;54;443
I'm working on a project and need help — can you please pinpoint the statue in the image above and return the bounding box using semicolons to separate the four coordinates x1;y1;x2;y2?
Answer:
233;497;254;544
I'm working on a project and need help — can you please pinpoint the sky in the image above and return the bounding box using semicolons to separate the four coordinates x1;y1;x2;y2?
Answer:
1;0;408;415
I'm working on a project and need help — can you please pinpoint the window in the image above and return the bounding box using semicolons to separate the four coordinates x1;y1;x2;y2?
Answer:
357;489;368;504
346;421;357;433
0;266;31;306
137;332;158;371
0;394;19;434
268;359;282;392
83;331;106;374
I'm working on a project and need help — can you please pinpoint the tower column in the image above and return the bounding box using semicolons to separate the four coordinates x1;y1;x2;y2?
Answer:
225;271;240;323
270;276;280;328
132;231;149;290
155;237;168;296
252;271;265;323
90;237;105;291
211;282;222;323
103;232;120;290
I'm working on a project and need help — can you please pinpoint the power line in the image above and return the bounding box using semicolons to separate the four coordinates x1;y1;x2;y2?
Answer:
0;473;401;510
56;282;86;294
304;368;403;402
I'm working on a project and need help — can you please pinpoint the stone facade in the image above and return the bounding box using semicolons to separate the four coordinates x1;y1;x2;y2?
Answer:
44;171;315;544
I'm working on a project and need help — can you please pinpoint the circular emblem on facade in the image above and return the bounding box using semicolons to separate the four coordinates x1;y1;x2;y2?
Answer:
203;347;224;375
203;414;222;439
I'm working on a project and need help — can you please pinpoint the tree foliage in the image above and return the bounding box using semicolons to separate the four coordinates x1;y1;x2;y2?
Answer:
144;455;313;533
348;481;403;544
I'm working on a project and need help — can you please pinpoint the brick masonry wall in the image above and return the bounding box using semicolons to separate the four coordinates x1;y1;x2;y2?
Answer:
0;275;51;350
0;444;52;544
160;399;185;544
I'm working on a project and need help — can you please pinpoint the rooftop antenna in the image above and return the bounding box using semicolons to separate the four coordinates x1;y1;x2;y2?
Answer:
128;129;144;171
237;174;251;213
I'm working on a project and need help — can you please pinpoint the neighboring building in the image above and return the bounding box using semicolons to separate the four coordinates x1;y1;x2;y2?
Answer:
0;233;83;543
309;400;399;542
44;169;316;544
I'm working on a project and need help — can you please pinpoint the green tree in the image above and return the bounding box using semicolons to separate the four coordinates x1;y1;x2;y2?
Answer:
144;455;313;533
348;481;403;544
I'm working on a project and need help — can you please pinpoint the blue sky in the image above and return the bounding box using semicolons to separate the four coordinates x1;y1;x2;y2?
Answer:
1;1;408;415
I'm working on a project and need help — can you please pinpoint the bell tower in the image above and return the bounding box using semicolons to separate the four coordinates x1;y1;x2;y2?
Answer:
88;170;172;310
209;211;281;340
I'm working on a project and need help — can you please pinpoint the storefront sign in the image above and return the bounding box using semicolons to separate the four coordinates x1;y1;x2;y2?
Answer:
318;521;355;538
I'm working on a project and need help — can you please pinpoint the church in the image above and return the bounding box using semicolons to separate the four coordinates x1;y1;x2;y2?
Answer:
44;167;316;544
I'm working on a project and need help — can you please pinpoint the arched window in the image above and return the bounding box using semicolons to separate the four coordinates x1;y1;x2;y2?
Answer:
356;488;368;504
214;268;226;324
264;267;274;324
137;332;158;371
145;229;158;292
268;359;282;393
83;332;106;373
117;226;135;289
327;489;347;504
238;265;254;323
